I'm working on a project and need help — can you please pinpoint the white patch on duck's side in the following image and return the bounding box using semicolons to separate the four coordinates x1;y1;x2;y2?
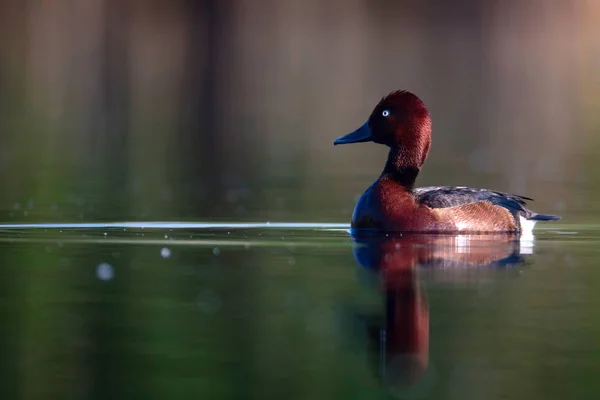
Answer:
519;216;537;236
519;216;536;254
455;221;469;231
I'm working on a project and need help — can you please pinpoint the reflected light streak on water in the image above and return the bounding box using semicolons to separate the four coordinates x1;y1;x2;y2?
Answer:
0;222;351;230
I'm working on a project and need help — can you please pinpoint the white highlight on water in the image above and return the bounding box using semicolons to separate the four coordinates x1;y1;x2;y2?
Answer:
96;262;114;281
160;247;171;258
453;228;535;256
0;222;351;230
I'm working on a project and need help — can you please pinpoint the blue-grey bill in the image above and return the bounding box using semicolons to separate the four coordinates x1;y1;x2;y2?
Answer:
333;122;372;145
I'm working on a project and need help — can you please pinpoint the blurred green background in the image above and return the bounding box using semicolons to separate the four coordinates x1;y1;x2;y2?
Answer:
1;0;598;224
1;2;600;399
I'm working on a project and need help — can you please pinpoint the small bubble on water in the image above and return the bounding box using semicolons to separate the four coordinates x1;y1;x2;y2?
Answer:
213;247;221;256
161;247;171;258
164;235;168;239
103;232;107;236
96;262;114;281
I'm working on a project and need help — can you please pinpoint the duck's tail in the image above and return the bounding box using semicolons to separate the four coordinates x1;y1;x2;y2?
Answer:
519;212;560;235
528;213;561;221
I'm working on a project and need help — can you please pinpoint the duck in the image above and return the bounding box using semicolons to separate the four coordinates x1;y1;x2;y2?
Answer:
333;90;560;233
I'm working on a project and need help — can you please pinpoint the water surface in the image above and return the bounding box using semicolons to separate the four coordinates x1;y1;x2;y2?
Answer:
0;223;598;399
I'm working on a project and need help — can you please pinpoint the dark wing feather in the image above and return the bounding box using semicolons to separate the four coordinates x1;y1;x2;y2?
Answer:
413;186;558;221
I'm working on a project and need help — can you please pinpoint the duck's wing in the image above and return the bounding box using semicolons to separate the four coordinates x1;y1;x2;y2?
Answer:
413;186;560;221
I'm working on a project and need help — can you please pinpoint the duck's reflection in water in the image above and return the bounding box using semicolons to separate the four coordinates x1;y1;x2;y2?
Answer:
350;233;529;393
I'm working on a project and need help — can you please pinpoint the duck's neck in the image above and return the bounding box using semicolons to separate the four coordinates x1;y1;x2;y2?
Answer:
382;149;421;189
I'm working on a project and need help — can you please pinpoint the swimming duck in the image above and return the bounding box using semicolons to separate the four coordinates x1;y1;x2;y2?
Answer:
334;90;560;233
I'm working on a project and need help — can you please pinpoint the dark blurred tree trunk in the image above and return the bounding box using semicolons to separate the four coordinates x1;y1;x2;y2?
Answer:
183;0;231;214
93;0;132;220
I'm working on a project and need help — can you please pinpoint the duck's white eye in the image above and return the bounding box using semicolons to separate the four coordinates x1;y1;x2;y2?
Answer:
382;110;390;117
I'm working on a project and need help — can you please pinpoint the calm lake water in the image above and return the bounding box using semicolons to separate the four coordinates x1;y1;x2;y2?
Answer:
0;223;598;399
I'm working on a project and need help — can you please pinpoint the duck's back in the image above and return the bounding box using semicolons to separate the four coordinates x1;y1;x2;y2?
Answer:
413;186;559;221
